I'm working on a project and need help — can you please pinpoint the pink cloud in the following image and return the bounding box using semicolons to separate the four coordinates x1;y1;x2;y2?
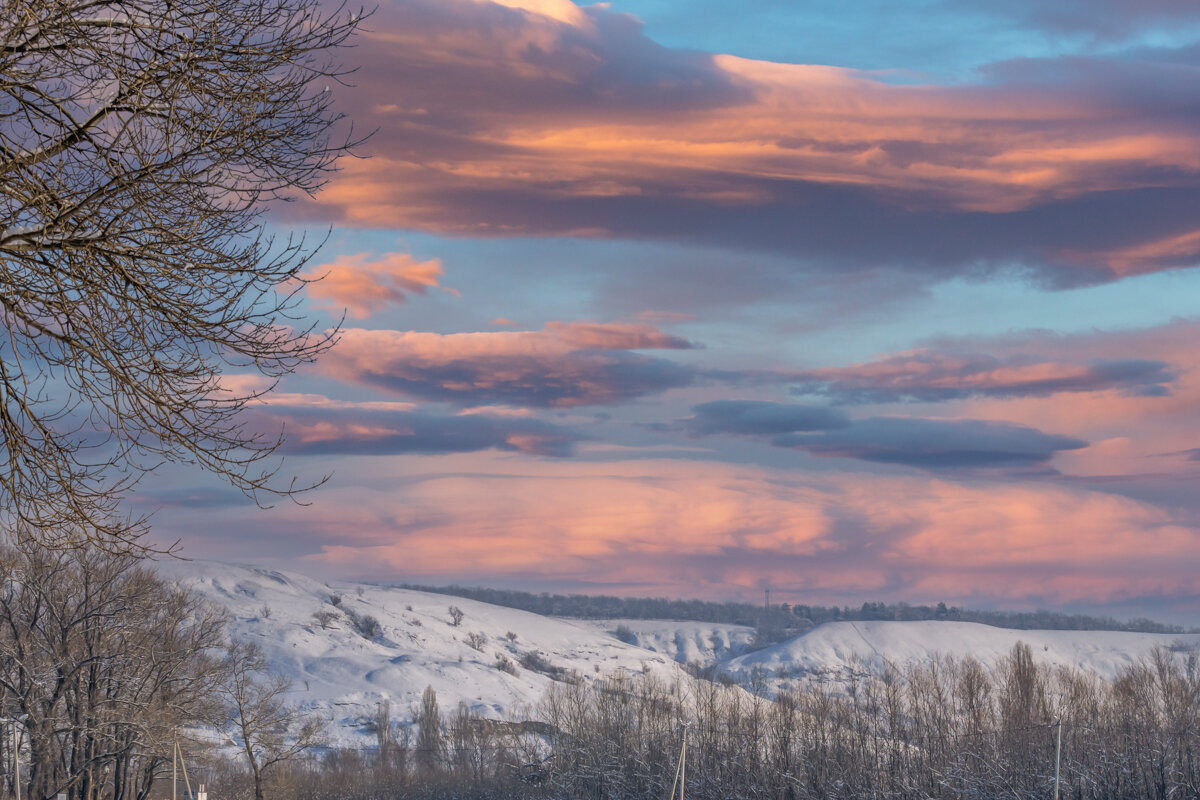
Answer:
251;455;1200;605
302;252;444;319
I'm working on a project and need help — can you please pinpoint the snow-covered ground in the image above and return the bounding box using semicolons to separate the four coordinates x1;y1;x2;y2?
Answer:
161;560;1200;747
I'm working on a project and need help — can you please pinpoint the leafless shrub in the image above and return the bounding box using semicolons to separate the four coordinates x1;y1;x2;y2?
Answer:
311;610;338;629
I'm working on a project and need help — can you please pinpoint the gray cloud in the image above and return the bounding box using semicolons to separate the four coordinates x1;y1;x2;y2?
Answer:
774;417;1088;468
257;405;583;457
789;353;1176;404
683;400;850;435
324;325;703;409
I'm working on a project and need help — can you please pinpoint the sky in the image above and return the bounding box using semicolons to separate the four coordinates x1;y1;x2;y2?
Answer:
139;0;1200;623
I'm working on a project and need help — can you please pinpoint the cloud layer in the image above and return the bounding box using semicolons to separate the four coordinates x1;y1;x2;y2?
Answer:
320;322;699;407
790;351;1176;404
775;417;1087;469
242;457;1200;607
251;394;581;456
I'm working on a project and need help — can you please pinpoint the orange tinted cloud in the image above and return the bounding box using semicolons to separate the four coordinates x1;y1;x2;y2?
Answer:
302;252;444;319
298;0;1200;281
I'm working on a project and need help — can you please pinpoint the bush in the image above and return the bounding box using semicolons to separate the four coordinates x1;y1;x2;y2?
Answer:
495;654;519;676
614;624;637;644
519;650;578;682
343;608;381;639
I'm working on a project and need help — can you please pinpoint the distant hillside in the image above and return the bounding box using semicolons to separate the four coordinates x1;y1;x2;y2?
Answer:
161;561;1200;749
393;584;1189;634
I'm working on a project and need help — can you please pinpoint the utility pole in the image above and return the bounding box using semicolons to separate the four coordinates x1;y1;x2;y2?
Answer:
1053;720;1062;800
669;725;687;800
679;727;686;800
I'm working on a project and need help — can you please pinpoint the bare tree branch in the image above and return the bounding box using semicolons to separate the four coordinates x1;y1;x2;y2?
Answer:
0;0;368;552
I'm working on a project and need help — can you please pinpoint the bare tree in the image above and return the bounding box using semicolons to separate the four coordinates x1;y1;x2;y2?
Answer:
0;0;365;551
220;641;324;800
311;610;338;630
415;685;442;773
0;543;227;800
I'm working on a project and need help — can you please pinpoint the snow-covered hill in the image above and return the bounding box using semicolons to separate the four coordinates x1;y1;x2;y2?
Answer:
724;619;1200;685
160;560;688;746
161;560;1200;747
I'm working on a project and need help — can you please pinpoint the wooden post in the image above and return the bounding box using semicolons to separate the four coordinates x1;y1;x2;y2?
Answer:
679;727;686;800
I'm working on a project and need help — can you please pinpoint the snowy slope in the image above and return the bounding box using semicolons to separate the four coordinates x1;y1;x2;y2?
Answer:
574;619;756;666
159;561;1199;747
159;560;686;746
725;619;1200;685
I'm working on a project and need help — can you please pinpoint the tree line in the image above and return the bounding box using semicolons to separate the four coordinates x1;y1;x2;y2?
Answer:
279;643;1200;800
0;545;317;800
393;584;1189;636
